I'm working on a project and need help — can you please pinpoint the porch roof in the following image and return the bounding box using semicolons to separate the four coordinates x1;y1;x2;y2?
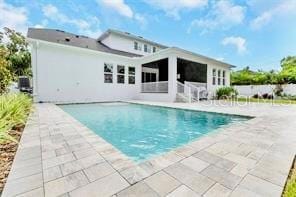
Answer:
138;47;236;68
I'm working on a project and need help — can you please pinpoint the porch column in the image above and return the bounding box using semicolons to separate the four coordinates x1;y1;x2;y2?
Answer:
168;55;177;101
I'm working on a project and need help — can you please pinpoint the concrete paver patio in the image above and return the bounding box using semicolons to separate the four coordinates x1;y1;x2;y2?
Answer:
2;100;296;197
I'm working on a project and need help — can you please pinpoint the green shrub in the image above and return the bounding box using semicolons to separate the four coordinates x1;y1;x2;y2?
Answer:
216;87;238;99
0;93;32;143
274;84;283;96
283;162;296;197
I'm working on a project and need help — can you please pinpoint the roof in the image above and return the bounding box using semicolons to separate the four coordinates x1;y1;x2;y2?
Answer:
98;29;168;49
27;28;142;58
171;47;235;68
27;28;234;67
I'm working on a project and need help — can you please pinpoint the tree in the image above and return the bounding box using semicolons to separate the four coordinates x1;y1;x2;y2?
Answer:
2;27;31;76
281;56;296;68
231;67;281;85
0;27;31;93
279;56;296;83
231;67;257;85
0;48;13;93
231;56;296;85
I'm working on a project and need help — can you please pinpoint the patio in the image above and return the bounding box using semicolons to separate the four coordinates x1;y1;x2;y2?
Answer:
2;100;296;197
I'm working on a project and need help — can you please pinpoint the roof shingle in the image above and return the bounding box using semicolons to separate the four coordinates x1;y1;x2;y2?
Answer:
27;28;142;58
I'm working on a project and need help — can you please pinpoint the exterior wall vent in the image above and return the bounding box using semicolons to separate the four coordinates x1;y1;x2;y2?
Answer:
65;37;70;42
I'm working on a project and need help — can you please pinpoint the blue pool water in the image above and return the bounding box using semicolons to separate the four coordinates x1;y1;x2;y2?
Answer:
60;103;250;162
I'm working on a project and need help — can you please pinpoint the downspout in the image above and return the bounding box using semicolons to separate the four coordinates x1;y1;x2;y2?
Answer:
33;41;39;102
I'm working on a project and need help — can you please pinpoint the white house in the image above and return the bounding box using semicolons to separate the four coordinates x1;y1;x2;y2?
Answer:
27;28;233;103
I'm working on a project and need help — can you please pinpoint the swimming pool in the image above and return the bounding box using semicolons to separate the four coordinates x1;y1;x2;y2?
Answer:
60;103;250;162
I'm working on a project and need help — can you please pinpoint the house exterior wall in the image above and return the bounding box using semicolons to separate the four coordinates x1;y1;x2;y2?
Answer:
207;63;231;97
31;40;141;103
30;40;231;103
101;33;163;56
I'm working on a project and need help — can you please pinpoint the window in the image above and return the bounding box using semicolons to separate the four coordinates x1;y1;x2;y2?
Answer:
134;42;138;50
212;69;216;85
129;67;135;75
104;63;113;83
117;65;125;84
138;43;142;51
128;67;135;84
144;44;148;52
147;45;151;53
222;70;226;85
218;70;221;85
153;46;156;53
117;65;125;74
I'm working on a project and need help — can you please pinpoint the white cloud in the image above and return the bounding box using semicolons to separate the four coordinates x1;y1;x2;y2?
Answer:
42;4;91;30
97;0;150;29
215;57;225;61
98;0;133;18
0;0;28;34
42;4;101;38
222;36;247;54
81;28;102;38
144;0;208;19
34;19;48;28
134;13;148;29
250;0;296;30
188;0;245;33
250;12;272;30
33;24;44;28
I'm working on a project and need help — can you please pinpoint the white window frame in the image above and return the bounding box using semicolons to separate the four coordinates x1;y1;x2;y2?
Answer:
222;70;226;85
218;70;221;85
147;45;151;53
104;63;113;83
128;66;135;84
117;65;125;84
212;69;216;85
134;42;138;50
144;44;148;52
138;43;142;51
153;46;156;53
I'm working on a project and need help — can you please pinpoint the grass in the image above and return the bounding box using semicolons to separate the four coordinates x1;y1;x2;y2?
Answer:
283;157;296;197
0;93;32;143
225;97;296;104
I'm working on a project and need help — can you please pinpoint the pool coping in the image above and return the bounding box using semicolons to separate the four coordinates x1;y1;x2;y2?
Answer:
58;101;253;163
56;101;254;185
2;100;296;196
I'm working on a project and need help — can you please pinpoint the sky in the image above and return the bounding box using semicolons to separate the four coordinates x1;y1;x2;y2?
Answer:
1;0;296;71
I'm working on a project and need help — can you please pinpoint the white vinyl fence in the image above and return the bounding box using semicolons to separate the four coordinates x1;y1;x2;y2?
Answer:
233;84;296;97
